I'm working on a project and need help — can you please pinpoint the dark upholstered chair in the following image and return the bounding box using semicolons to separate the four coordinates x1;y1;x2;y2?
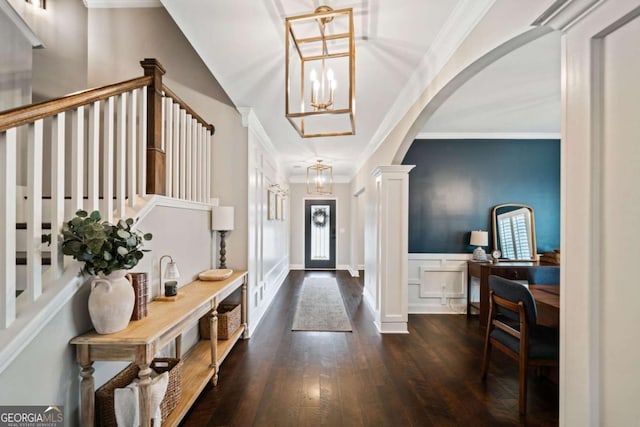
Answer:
481;275;559;415
526;266;560;285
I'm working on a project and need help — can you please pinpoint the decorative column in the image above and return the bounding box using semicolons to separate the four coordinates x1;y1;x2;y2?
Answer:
371;165;415;333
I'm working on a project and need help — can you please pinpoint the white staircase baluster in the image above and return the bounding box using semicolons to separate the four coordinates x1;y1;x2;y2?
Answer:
172;103;180;198
50;113;66;278
103;97;115;223
71;106;85;213
88;101;100;213
138;86;147;197
0;128;17;328
191;120;198;202
164;97;173;198
206;128;211;202
179;109;187;199
201;126;206;202
194;123;200;202
185;114;192;201
116;93;127;218
26;119;44;301
198;124;204;202
127;90;137;208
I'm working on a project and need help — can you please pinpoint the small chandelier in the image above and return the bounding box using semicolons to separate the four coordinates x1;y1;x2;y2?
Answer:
285;6;355;138
307;160;333;195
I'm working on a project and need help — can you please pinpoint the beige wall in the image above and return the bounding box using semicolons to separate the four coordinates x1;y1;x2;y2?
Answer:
0;6;32;111
8;0;88;101
87;6;232;106
86;6;247;270
289;183;351;268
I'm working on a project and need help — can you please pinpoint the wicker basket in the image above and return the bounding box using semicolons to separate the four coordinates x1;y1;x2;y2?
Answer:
199;304;241;340
95;358;182;427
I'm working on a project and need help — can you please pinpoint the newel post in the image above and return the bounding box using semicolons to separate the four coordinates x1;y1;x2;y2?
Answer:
140;58;166;195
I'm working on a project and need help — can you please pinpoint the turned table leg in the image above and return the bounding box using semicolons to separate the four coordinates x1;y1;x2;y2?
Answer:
136;345;154;427
77;345;95;427
209;298;219;386
241;278;248;339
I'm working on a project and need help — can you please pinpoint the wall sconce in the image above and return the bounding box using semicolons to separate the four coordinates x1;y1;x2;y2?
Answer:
156;255;180;300
25;0;46;9
269;184;289;199
470;230;489;261
211;206;235;270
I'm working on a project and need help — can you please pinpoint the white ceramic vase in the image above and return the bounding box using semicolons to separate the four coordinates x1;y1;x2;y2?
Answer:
88;270;134;334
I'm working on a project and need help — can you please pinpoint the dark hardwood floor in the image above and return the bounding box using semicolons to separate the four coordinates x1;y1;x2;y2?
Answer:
181;270;558;426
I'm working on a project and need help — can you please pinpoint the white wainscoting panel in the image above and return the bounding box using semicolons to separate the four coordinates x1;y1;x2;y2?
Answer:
408;253;472;314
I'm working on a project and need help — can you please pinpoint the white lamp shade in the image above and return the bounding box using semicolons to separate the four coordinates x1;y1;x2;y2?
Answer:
165;261;180;280
470;230;488;247
211;206;235;231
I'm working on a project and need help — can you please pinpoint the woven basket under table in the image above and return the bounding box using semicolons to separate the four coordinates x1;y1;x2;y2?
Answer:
199;303;241;340
95;358;182;427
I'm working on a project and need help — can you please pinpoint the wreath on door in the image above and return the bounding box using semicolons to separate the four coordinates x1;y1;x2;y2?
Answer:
312;208;328;228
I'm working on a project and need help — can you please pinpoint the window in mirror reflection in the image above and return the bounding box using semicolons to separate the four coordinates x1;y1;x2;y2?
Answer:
497;208;532;259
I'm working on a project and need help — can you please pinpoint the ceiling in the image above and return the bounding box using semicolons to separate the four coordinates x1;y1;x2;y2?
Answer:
159;0;560;182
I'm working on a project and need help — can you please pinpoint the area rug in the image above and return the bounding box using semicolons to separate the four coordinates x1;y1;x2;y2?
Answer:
292;278;352;332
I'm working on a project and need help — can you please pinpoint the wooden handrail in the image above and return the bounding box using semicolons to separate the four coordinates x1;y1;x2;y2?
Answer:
162;85;215;135
0;76;153;132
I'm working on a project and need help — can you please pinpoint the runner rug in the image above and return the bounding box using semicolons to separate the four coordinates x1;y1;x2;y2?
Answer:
291;278;352;332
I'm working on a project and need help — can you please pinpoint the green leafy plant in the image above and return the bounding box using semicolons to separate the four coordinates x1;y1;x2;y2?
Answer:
43;210;152;276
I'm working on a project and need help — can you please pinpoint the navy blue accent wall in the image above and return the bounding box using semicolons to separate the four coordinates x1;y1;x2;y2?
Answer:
402;139;560;254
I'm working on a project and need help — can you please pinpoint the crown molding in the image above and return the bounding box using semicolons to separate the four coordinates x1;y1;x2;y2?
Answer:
83;0;162;8
354;0;496;176
532;0;603;31
238;107;283;173
415;132;561;140
0;1;44;47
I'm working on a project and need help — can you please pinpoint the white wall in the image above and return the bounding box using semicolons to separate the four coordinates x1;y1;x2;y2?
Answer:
408;254;471;314
288;182;351;270
243;109;289;336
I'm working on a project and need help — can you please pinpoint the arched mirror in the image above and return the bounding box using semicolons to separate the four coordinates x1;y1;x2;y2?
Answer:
492;204;537;261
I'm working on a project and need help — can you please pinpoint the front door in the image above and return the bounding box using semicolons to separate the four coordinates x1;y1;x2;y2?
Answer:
304;199;336;269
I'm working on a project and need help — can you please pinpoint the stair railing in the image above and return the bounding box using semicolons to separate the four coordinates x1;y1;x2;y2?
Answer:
0;58;215;330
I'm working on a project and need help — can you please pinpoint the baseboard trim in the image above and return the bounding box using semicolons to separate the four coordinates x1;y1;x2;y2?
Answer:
347;267;360;277
375;321;409;334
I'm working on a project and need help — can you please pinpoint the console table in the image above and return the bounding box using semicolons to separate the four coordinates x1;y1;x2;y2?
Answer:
70;270;248;427
467;261;545;327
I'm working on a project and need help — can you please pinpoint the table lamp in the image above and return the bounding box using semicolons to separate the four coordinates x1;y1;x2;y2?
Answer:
470;230;489;261
211;206;234;269
158;255;180;298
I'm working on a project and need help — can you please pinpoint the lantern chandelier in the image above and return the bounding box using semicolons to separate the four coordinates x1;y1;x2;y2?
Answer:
307;160;333;195
285;6;355;138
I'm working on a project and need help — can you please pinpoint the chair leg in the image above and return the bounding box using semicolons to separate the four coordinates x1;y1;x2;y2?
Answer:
481;333;492;380
519;356;528;415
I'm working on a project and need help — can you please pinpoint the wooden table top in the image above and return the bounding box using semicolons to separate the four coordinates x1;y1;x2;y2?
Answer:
529;285;560;310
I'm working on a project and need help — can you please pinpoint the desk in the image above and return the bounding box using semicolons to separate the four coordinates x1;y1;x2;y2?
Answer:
530;285;560;327
467;260;554;327
70;271;247;427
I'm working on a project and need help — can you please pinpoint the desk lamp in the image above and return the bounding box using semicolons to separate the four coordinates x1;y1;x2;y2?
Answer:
470;230;489;261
